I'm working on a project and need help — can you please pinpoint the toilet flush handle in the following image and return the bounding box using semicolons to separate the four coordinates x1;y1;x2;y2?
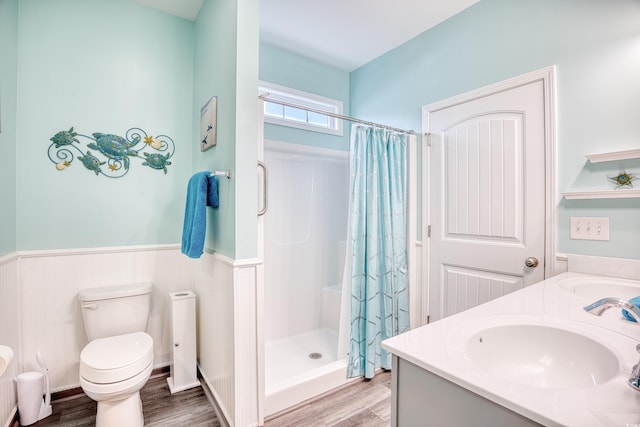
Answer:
82;304;99;310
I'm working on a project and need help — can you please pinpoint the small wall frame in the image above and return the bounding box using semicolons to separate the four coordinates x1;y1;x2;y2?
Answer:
200;96;217;151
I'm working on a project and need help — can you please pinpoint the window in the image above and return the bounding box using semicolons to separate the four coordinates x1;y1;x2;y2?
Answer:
259;81;343;136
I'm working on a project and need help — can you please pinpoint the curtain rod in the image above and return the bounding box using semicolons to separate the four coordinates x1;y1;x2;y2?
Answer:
258;93;414;135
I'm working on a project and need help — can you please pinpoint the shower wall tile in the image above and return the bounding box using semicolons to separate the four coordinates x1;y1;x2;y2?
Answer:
263;141;349;342
321;286;341;332
0;254;19;427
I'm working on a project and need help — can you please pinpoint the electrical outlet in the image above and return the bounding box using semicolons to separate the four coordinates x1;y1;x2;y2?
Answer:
570;217;610;241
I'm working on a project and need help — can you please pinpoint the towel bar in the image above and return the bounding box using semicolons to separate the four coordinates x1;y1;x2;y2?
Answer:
210;170;232;179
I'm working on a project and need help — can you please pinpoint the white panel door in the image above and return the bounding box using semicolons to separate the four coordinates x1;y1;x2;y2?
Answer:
426;79;547;322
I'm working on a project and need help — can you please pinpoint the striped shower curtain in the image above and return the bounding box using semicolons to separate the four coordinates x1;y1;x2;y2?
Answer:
346;125;409;379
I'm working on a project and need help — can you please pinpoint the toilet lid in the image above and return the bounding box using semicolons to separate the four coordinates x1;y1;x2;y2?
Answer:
80;332;153;384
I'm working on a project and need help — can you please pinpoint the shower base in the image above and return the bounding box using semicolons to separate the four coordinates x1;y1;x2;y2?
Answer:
265;328;354;416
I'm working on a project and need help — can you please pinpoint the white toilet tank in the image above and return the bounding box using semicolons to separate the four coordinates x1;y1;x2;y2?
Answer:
79;283;152;341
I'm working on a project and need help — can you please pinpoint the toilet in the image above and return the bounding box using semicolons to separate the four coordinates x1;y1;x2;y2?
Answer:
78;283;154;427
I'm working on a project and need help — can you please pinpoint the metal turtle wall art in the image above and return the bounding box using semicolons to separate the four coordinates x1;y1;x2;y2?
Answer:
142;152;172;174
78;151;106;175
87;133;139;170
47;127;175;178
50;127;80;148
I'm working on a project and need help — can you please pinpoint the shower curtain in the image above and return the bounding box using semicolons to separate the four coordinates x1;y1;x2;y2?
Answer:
346;125;409;379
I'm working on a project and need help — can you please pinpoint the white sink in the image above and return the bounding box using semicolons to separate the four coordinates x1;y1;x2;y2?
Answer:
558;276;640;299
465;324;619;389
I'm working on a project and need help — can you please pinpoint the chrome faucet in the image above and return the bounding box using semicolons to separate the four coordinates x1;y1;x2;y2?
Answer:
630;344;640;391
583;297;640;322
584;297;640;391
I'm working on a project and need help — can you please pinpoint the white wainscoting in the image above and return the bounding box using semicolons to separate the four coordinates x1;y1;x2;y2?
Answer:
0;254;19;427
1;246;260;427
194;252;261;427
194;251;236;424
17;245;196;391
409;241;423;328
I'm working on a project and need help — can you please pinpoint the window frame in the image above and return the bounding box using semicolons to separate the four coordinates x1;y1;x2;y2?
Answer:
259;81;344;136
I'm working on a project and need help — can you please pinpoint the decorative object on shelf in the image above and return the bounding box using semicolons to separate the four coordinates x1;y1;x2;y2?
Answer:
200;96;217;152
607;171;638;189
48;127;175;178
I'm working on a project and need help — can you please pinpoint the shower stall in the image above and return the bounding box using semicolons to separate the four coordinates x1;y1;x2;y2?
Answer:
262;139;352;416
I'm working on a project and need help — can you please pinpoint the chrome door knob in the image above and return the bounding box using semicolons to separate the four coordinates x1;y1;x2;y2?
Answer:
525;257;539;268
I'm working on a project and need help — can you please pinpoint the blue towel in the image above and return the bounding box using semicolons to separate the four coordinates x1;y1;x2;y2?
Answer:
207;175;219;208
181;171;212;258
622;296;640;322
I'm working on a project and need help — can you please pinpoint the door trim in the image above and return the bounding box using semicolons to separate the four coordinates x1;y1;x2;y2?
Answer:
421;66;557;325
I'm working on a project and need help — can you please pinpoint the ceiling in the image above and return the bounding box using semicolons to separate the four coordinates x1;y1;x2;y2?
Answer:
260;0;480;71
132;0;204;21
134;0;480;71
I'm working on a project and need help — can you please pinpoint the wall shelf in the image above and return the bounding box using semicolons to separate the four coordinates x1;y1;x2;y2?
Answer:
562;189;640;200
586;149;640;163
562;149;640;199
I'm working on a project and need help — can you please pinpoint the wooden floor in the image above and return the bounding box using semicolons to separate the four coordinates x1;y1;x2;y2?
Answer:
30;374;220;427
265;371;392;427
26;371;391;427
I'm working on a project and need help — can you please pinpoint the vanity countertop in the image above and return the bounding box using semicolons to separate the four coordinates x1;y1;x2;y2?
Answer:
382;272;640;427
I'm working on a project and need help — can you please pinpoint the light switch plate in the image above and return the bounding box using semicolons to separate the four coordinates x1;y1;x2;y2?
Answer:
570;217;610;241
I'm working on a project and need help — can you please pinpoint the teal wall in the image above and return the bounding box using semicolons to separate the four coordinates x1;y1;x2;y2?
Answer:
350;0;640;259
259;43;350;151
194;0;259;259
193;0;237;257
14;0;195;251
10;0;637;261
234;0;260;260
0;0;18;257
3;0;259;260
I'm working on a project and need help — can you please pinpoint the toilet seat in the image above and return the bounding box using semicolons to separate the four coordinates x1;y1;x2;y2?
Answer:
80;332;153;384
80;362;152;399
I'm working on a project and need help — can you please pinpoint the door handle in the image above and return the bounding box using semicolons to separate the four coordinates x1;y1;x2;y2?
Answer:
525;257;539;268
258;161;268;216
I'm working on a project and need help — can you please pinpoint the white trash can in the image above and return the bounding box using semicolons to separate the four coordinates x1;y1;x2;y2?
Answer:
14;371;44;426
